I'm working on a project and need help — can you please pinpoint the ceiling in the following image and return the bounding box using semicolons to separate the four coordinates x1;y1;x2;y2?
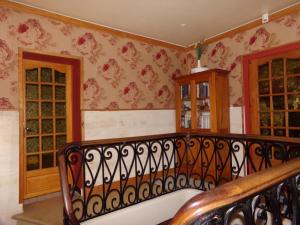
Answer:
12;0;300;47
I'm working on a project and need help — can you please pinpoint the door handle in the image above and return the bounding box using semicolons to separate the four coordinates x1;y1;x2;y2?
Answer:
25;127;32;132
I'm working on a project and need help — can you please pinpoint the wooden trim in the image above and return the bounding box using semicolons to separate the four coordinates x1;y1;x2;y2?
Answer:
185;3;300;51
1;1;300;52
242;41;300;134
80;108;176;111
171;157;300;225
64;132;300;150
18;48;25;203
0;0;185;51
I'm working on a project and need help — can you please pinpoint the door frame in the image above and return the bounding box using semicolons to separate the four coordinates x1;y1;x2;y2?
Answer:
243;41;300;134
18;49;83;202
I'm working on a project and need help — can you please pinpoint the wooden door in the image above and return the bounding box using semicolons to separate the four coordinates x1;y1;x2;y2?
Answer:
20;59;73;199
249;50;300;168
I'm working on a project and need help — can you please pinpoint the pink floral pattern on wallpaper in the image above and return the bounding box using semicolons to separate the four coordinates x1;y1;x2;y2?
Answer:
83;78;106;109
0;97;14;109
138;64;159;90
118;41;142;69
182;52;197;73
2;6;300;110
73;32;104;63
9;18;53;49
171;68;183;80
155;85;174;108
0;39;15;79
153;49;172;73
120;82;144;108
101;33;119;46
105;101;120;110
244;27;280;52
275;13;299;27
0;7;10;22
98;58;124;88
139;42;154;53
209;42;232;68
48;19;74;36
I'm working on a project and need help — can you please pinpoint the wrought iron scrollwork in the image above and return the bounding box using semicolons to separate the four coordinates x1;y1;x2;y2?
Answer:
60;133;300;224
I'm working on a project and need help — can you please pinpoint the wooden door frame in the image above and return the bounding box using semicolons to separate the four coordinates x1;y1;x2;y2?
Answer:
243;41;300;134
18;48;83;202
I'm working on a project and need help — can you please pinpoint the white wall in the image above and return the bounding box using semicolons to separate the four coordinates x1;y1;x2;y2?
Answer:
0;111;22;225
83;110;176;140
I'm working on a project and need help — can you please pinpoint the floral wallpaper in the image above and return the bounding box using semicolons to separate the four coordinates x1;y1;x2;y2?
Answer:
0;6;192;110
1;5;300;110
187;12;300;106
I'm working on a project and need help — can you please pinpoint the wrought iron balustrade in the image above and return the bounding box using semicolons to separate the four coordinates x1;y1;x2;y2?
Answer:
172;158;300;225
58;133;300;225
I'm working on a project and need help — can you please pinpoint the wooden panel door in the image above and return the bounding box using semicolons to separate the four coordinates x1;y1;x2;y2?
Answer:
249;50;300;168
20;59;73;199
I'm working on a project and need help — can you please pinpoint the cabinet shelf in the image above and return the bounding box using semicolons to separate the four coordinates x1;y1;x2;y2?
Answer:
174;69;229;132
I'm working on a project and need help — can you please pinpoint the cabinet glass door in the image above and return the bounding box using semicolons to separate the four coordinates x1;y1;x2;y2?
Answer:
196;82;210;129
180;83;191;128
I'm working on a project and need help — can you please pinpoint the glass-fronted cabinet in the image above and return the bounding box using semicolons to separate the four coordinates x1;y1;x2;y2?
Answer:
175;69;229;133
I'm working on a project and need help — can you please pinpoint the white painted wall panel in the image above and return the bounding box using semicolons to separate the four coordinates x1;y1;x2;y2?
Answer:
0;111;22;225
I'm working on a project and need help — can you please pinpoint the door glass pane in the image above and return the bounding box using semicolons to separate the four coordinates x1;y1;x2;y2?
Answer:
26;102;38;118
260;128;271;136
287;58;300;75
258;80;270;95
274;129;286;137
41;68;52;83
289;112;300;127
287;76;300;92
27;155;39;171
42;136;53;151
55;70;66;84
26;119;39;135
42;119;53;134
272;78;284;93
56;135;66;149
55;86;65;100
42;153;53;168
259;97;270;111
41;102;53;117
26;68;38;82
258;63;269;80
26;137;39;153
55;103;66;117
271;58;284;77
260;112;270;126
289;129;300;138
41;85;53;100
26;84;38;100
288;95;300;110
273;95;284;110
56;119;66;133
273;112;285;127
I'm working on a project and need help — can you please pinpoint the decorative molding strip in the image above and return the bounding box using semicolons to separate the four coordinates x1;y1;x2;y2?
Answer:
2;1;300;53
1;0;185;51
185;3;300;51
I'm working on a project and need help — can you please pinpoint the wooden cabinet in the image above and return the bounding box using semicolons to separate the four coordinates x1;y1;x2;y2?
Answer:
174;69;230;133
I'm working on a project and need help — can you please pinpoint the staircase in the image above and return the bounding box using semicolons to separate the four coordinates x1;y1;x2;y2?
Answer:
12;194;63;225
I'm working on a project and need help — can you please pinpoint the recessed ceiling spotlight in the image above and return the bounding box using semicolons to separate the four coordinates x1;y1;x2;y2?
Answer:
180;23;186;27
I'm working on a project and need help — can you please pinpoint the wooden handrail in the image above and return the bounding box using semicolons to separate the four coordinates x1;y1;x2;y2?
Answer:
63;132;300;147
58;146;80;225
171;157;300;225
